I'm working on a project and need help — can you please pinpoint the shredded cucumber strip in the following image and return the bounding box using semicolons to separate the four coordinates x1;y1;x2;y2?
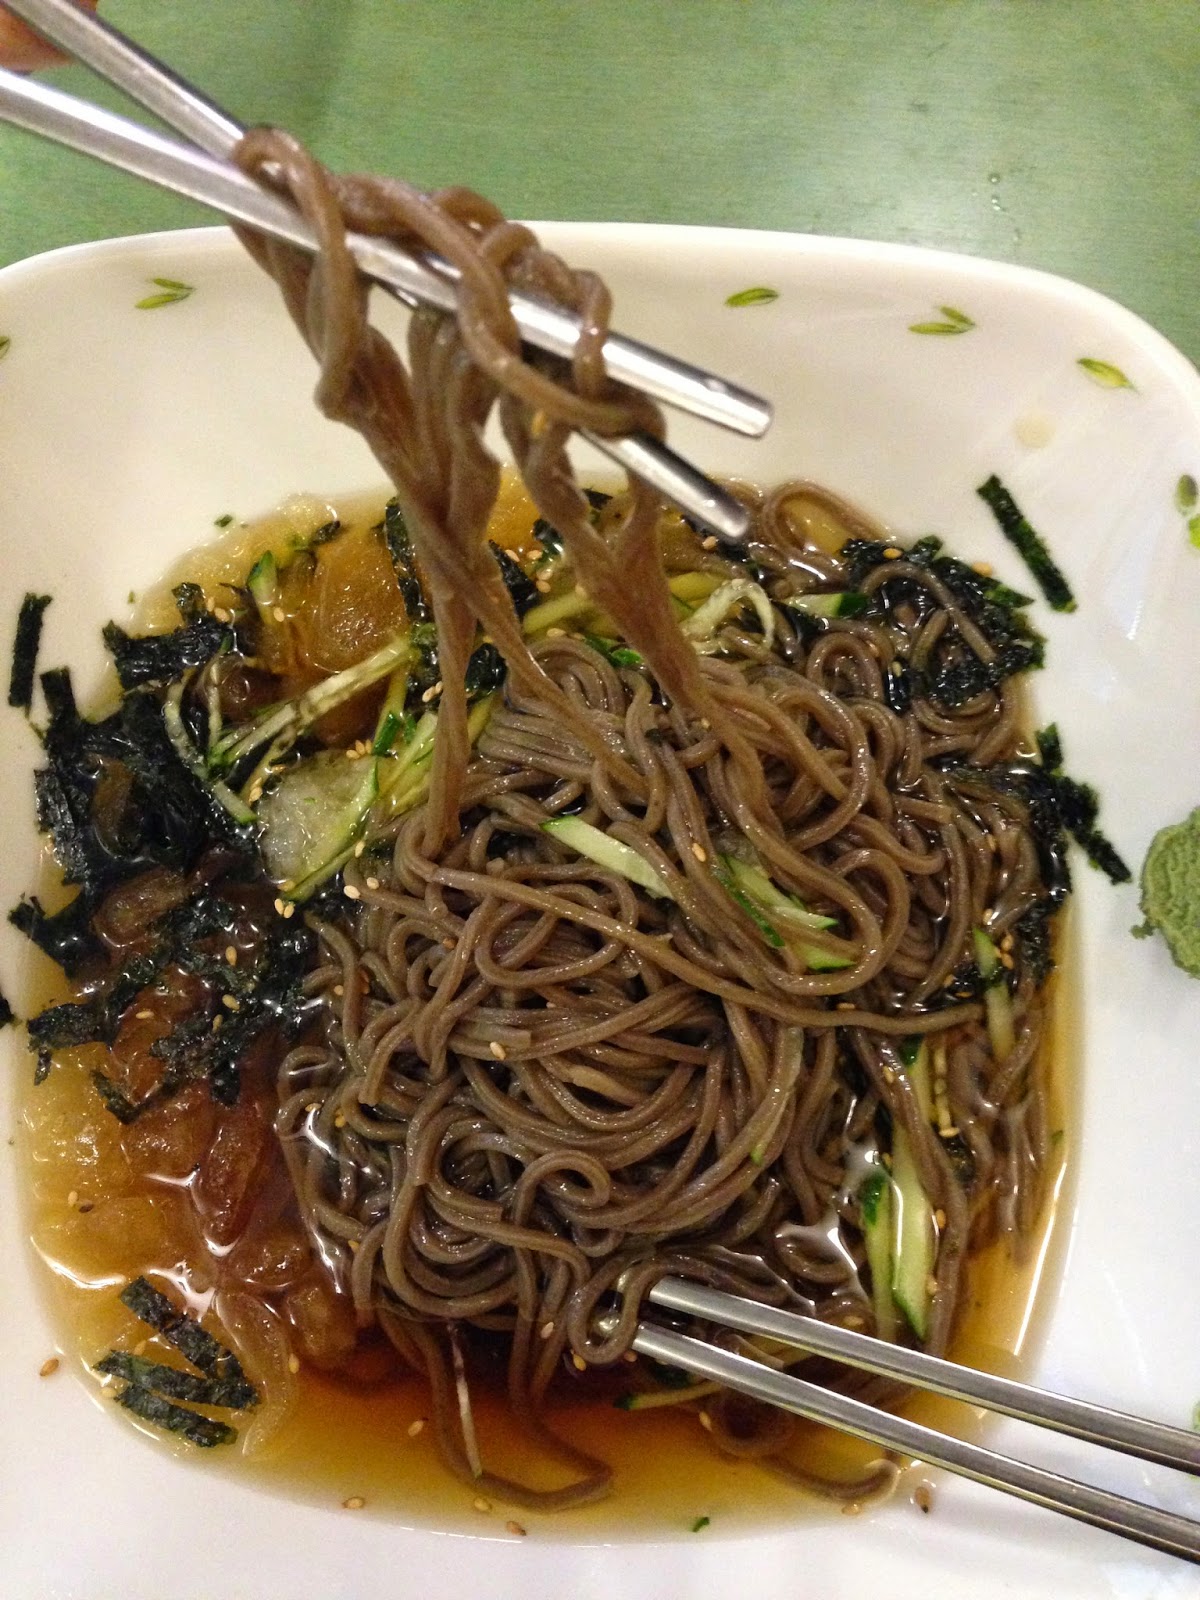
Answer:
211;630;412;778
718;856;852;970
890;1042;936;1341
859;1168;898;1342
681;579;774;649
974;926;1016;1061
163;681;257;826
540;817;671;899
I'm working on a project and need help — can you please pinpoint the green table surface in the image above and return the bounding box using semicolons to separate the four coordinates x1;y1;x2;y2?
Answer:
1;0;1197;362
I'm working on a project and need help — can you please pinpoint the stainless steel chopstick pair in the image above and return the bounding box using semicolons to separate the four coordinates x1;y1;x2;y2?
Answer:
636;1277;1200;1564
0;0;768;539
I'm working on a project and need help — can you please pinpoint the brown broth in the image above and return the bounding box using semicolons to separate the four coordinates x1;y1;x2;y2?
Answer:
15;491;1076;1538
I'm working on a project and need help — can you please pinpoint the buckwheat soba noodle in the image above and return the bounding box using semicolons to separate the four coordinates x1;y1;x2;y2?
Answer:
232;132;1056;1506
18;129;1071;1517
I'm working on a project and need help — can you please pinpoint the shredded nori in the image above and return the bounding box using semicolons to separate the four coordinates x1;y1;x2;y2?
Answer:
464;641;506;700
112;1384;238;1448
976;475;1076;613
382;499;428;622
1034;722;1131;884
102;585;236;691
8;592;51;711
119;1277;254;1389
0;986;13;1028
838;534;1046;710
9;892;104;979
33;1046;51;1084
489;541;537;618
95;1350;257;1410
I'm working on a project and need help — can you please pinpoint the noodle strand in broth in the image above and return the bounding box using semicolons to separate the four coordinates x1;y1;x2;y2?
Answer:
213;135;1059;1507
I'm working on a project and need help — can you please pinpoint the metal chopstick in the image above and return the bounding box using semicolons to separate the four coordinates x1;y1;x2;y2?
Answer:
6;0;770;436
649;1277;1200;1475
0;71;749;543
0;3;766;540
634;1279;1200;1564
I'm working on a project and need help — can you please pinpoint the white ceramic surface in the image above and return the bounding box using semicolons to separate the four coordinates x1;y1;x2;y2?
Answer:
1;225;1198;1600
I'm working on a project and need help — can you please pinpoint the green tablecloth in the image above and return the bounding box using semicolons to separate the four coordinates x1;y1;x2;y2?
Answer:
1;0;1197;361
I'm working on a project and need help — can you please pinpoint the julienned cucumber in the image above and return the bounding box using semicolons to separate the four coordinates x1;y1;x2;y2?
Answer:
890;1042;936;1341
719;856;852;971
973;926;1016;1061
859;1168;898;1342
541;817;672;899
784;591;869;620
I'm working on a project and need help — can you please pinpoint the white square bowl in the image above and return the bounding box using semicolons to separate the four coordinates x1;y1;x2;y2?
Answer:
1;224;1199;1600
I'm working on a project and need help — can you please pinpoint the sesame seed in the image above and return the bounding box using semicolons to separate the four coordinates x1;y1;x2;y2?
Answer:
274;898;287;916
282;901;295;918
971;562;994;578
701;535;718;550
574;583;587;597
222;994;240;1012
882;1067;896;1084
1000;932;1014;953
333;1112;346;1129
39;1357;59;1378
986;835;999;853
225;946;238;965
882;546;902;560
691;843;707;862
211;1014;223;1031
248;785;264;803
506;1520;527;1537
623;1350;638;1363
914;1482;934;1514
699;717;710;729
941;1125;960;1138
354;840;366;857
133;1340;148;1356
348;1239;360;1253
836;1001;855;1011
333;984;344;997
365;876;380;890
841;1501;864;1517
546;627;565;638
535;577;551;593
999;952;1014;970
698;1410;713;1432
342;1496;366;1511
345;747;362;761
421;681;443;704
539;1321;555;1341
78;1201;93;1213
473;1497;493;1515
344;884;362;900
135;1009;154;1020
489;1041;507;1061
926;1275;938;1296
843;1315;864;1329
214;608;230;623
934;1208;947;1229
287;1354;301;1374
205;596;216;613
66;1190;78;1208
272;606;287;623
407;1417;426;1438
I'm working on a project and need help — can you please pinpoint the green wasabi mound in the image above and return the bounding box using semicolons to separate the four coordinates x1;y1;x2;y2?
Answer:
1136;807;1200;977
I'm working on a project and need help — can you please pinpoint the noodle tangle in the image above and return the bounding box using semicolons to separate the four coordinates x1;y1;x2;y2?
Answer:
233;135;1058;1508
